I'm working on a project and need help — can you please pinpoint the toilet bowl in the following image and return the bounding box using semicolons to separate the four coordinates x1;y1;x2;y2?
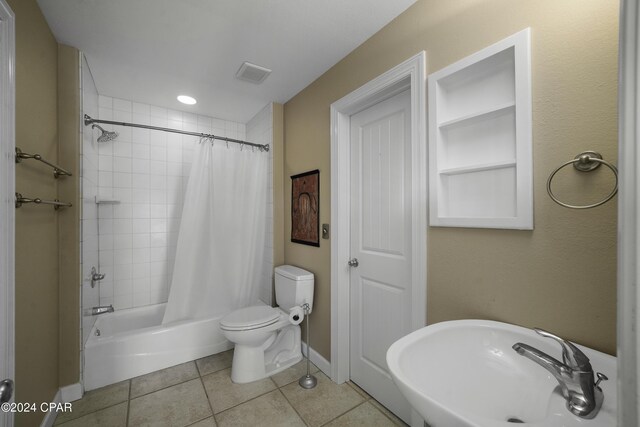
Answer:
220;265;314;383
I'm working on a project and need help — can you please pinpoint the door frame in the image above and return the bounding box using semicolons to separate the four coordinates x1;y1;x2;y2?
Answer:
329;52;427;386
0;0;15;424
618;0;640;424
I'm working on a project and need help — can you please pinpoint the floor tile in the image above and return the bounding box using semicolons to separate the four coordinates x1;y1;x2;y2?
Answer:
196;349;234;376
347;381;372;400
270;359;319;387
131;361;199;398
54;381;129;424
369;399;409;426
280;372;365;427
187;417;217;427
55;402;128;427
216;390;305;427
128;378;211;426
324;401;397;426
201;368;277;413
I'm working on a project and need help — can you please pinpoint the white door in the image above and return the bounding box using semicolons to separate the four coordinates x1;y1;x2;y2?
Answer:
349;90;412;423
0;1;15;425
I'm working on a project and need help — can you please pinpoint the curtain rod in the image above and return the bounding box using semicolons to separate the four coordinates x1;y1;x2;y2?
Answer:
83;114;269;152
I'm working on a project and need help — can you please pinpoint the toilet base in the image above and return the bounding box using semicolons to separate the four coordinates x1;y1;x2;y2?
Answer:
230;324;302;384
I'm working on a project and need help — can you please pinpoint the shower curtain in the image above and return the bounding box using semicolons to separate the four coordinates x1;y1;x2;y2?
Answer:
162;138;267;324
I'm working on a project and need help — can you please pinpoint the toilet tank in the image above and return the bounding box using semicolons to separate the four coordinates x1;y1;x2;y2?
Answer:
275;265;314;313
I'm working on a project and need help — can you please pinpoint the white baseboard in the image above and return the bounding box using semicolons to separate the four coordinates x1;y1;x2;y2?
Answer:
301;340;331;377
60;382;83;402
39;390;61;427
39;383;83;427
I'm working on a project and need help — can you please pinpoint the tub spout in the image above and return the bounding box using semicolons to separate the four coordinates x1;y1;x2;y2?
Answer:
90;305;114;316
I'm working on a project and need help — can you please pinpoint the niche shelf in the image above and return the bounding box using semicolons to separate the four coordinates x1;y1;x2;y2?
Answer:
428;28;533;229
94;197;120;205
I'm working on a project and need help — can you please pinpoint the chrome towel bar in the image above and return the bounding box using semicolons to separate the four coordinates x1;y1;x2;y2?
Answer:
547;151;618;209
15;192;72;210
15;147;72;178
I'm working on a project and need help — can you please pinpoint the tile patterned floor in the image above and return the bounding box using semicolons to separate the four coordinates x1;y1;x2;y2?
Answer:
55;350;408;427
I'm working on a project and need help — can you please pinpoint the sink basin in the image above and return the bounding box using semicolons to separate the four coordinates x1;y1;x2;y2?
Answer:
386;320;616;426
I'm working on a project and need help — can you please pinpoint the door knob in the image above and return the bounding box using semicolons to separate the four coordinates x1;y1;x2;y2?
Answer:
347;258;359;267
0;379;13;403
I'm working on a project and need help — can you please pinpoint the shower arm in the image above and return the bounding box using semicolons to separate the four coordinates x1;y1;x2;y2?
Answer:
83;114;269;152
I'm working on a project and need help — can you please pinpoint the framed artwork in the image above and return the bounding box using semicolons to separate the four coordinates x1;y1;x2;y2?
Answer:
291;169;320;247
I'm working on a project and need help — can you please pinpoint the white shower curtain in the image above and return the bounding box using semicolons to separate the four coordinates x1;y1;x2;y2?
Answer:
162;138;267;324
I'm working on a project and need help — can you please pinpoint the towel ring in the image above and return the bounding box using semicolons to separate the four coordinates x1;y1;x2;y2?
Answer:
547;151;618;209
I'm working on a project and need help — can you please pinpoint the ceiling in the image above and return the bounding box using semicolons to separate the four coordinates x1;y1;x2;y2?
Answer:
37;0;418;123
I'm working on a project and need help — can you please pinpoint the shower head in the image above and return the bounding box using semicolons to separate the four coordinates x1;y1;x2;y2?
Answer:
92;124;119;142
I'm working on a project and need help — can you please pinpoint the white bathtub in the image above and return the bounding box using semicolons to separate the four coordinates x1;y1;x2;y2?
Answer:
84;303;233;391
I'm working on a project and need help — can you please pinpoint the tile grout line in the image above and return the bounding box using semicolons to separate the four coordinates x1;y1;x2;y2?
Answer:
198;371;218;425
318;401;371;427
55;388;131;425
276;384;311;427
345;381;406;426
125;380;132;427
210;377;280;419
128;370;200;399
369;400;409;427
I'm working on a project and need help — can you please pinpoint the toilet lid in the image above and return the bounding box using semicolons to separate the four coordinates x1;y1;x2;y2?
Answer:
220;306;280;331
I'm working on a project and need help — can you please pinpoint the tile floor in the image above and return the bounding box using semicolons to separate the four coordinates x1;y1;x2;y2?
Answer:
55;350;408;427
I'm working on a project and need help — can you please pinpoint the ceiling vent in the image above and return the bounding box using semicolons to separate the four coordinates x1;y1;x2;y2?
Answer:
235;62;272;84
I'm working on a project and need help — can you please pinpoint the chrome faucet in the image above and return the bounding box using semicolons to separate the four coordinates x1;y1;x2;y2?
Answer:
90;266;106;288
512;328;607;419
90;305;114;316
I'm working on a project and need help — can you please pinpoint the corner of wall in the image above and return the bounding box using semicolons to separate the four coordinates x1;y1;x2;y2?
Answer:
57;43;81;387
272;103;284;299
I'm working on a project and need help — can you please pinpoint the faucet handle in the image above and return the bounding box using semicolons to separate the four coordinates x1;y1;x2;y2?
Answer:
595;372;608;389
534;328;591;371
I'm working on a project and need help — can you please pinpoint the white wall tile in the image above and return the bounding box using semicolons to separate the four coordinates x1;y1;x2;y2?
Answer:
99;155;113;171
133;102;150;115
93;95;255;310
98;95;113;109
132;144;150;160
132;233;150;249
132;263;150;279
113;141;132;158
132;159;150;174
113;98;132;112
247;103;274;305
113;109;132;122
132;189;150;204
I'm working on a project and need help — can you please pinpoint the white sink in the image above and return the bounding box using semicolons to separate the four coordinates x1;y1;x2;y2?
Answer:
386;320;616;426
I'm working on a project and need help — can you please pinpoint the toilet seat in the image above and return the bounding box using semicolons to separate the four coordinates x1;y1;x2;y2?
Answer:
220;306;280;331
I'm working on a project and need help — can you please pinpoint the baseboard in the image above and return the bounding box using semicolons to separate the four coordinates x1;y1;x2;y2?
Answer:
39;383;83;427
301;340;331;377
39;390;61;427
60;382;83;402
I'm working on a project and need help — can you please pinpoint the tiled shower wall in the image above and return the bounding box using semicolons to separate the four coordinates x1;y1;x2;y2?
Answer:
80;55;100;345
94;97;273;310
247;103;274;306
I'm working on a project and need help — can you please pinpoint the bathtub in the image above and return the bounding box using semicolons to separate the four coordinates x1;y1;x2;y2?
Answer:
84;303;233;391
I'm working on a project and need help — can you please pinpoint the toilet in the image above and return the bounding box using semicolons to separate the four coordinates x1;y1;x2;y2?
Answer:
220;265;314;383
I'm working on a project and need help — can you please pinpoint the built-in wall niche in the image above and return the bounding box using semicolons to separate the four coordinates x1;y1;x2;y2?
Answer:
428;28;533;229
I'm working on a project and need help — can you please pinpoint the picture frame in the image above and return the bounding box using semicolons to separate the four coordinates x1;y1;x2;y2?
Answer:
291;169;320;247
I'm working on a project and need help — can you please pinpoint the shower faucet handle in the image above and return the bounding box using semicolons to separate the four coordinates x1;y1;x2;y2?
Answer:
90;266;106;288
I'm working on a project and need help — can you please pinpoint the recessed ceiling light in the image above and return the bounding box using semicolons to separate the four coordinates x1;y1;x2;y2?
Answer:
177;95;197;105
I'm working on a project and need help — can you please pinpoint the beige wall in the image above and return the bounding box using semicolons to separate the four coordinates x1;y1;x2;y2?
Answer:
57;44;81;388
9;1;81;425
10;0;60;424
283;0;619;361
